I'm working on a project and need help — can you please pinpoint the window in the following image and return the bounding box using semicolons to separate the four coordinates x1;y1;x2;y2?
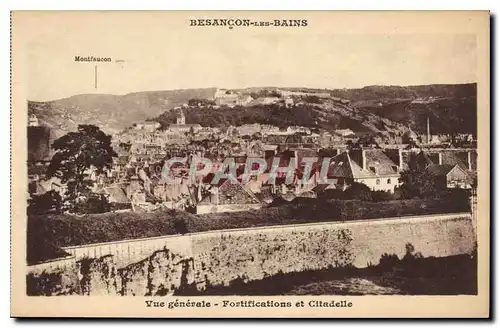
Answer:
376;179;380;185
387;178;391;184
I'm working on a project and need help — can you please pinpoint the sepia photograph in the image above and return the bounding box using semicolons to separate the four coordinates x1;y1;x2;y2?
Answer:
11;10;490;318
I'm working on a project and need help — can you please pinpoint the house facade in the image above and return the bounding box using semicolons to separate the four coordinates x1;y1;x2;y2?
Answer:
324;149;401;192
426;164;474;189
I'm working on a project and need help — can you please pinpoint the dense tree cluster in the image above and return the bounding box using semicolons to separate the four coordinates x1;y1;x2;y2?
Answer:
302;95;323;104
249;90;281;99
319;182;393;203
187;98;215;106
155;104;321;130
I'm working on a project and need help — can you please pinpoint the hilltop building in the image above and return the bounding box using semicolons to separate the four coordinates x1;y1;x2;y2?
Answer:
214;89;253;107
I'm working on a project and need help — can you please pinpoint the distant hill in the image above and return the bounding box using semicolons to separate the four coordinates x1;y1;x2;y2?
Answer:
27;83;476;138
28;88;217;136
329;83;476;101
330;83;477;135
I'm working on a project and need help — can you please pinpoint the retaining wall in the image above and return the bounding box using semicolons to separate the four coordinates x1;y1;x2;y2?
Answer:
26;213;475;295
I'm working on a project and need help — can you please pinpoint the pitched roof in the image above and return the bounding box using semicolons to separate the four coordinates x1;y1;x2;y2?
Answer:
104;186;129;203
116;155;130;165
327;152;375;179
419;151;437;166
364;149;399;176
426;164;455;176
426;164;474;184
198;176;261;206
440;151;469;170
327;150;400;179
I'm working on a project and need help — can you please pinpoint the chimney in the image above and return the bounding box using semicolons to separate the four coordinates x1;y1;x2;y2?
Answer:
294;150;299;172
362;149;367;171
211;186;219;206
398;148;403;171
427;116;431;144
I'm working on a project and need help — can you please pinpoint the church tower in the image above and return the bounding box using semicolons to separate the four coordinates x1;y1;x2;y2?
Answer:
176;109;186;125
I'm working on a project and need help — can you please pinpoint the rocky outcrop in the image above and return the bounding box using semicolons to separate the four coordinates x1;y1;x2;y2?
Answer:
119;247;194;296
26;263;80;296
71;247;195;296
79;255;120;295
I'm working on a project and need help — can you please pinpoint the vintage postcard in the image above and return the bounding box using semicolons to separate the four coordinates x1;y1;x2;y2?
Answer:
11;11;490;318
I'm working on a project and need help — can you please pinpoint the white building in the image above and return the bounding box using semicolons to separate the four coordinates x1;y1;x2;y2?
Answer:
28;114;39;127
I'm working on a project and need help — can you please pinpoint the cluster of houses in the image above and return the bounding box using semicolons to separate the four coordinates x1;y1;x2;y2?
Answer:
27;107;477;216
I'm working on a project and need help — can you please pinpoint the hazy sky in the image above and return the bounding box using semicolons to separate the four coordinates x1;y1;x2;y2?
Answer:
22;12;478;101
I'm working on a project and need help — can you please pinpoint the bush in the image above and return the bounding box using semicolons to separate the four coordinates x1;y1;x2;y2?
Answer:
345;182;373;201
188;98;215;106
320;188;348;200
28;192;470;249
28;190;63;215
372;190;394;202
378;253;400;271
173;218;188;235
73;193;111;214
302;95;322;104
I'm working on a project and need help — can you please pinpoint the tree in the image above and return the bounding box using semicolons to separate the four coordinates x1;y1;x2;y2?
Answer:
73;193;111;214
47;125;117;210
251;132;262;140
320;188;347;200
173;217;188;235
398;168;438;199
28;190;63;215
188;126;195;138
355;134;379;148
344;182;373;201
402;132;418;148
371;190;393;202
188;98;215;107
302;95;322;104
